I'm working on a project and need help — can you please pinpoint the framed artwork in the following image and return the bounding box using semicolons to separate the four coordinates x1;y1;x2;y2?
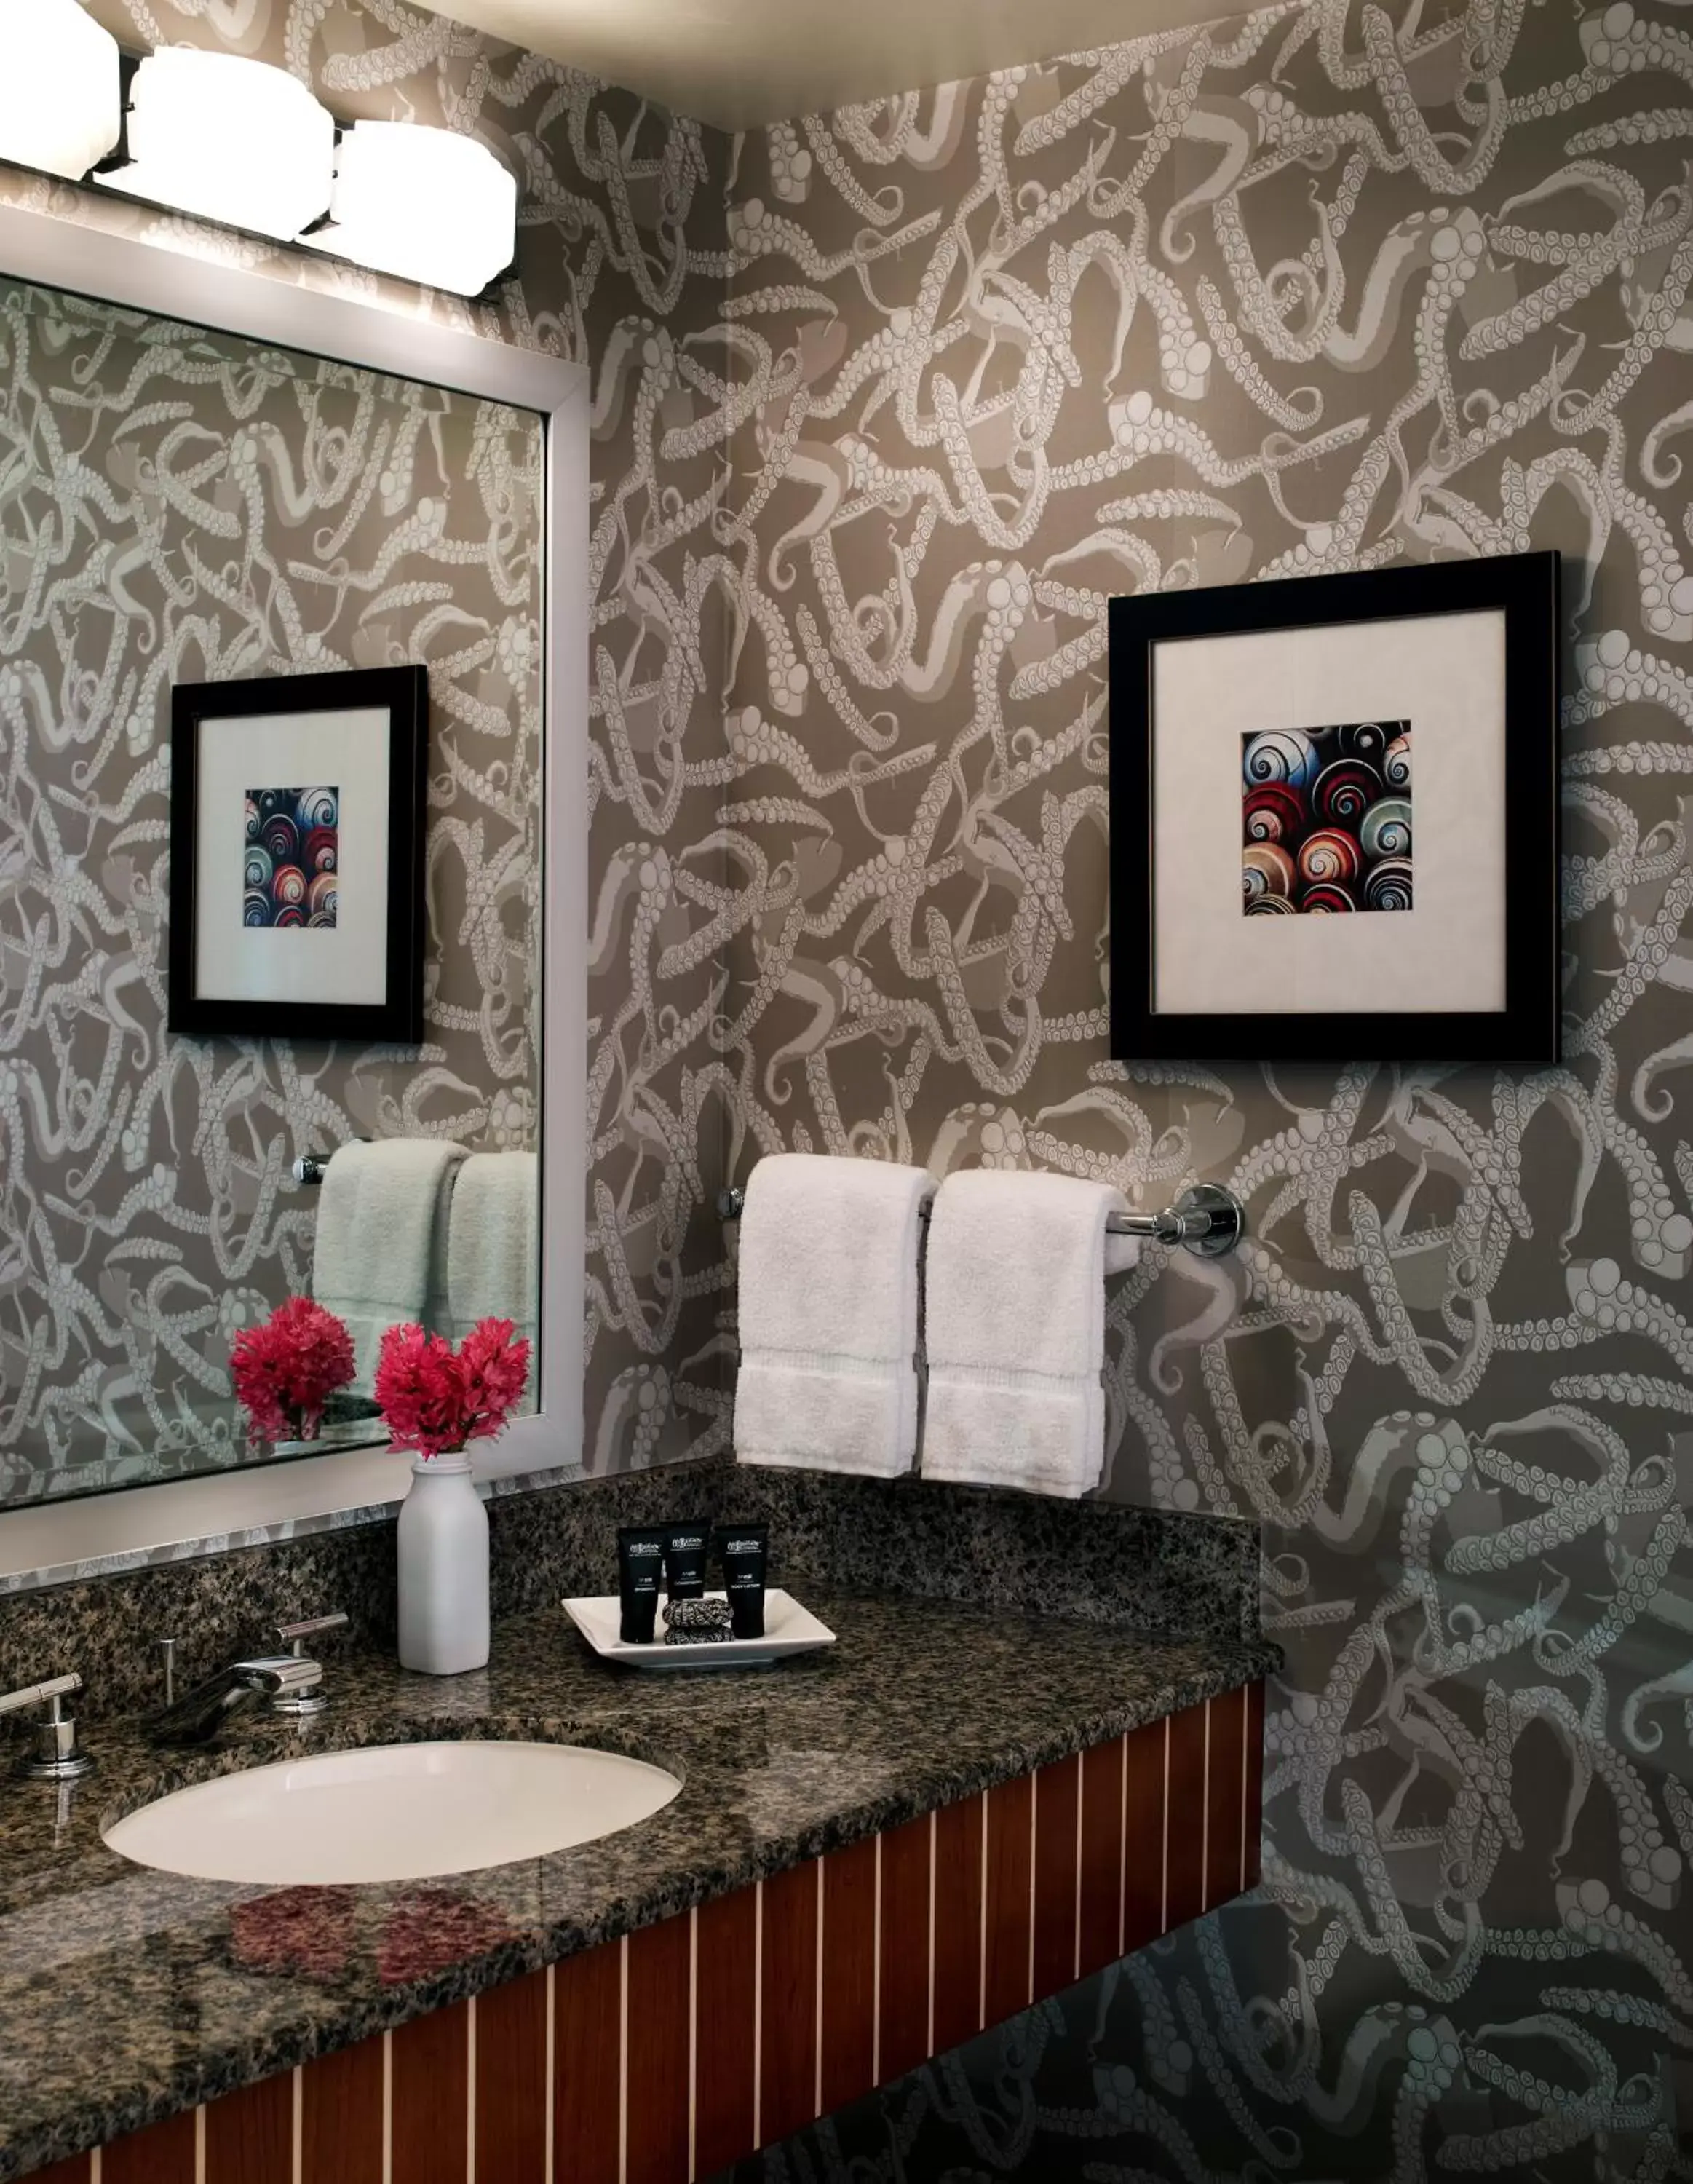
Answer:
167;665;429;1042
1109;551;1561;1065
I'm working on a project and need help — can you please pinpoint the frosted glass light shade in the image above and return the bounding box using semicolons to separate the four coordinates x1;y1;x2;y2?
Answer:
306;122;518;298
0;0;122;181
98;50;334;241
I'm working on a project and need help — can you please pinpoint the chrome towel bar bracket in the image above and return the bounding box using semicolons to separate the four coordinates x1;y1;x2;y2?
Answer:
713;1179;1245;1259
291;1139;369;1188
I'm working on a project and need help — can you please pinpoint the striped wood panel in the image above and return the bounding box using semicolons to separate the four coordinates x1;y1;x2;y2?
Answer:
1244;1677;1266;1887
1202;1684;1248;1913
929;1787;984;2052
389;2002;468;2184
875;1815;932;2082
475;1971;548;2184
42;1684;1263;2184
982;1773;1034;2026
757;1859;821;2146
98;2113;196;2184
554;1932;619;2182
1032;1757;1080;1997
1122;1716;1167;1952
1077;1739;1123;1978
1163;1702;1208;1929
627;1910;692;2181
693;1891;756;2175
201;2079;290;2184
301;2038;383;2183
820;1838;878;2116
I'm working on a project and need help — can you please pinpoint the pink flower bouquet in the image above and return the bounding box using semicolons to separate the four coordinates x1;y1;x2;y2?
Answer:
230;1297;357;1446
372;1318;531;1461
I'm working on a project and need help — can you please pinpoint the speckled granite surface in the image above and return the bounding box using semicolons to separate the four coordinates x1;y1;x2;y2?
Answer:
0;1461;702;1722
723;1468;1260;1642
0;1457;1253;1720
0;1590;1277;2180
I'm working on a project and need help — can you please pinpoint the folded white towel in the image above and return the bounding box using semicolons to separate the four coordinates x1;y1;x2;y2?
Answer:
447;1152;539;1351
312;1138;468;1392
920;1170;1138;1499
733;1152;935;1478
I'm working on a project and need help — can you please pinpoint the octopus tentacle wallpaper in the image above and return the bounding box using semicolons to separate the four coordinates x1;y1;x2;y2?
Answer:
0;280;542;1498
1;0;1690;2169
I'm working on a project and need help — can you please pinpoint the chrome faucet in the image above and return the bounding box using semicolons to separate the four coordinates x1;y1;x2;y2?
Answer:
148;1610;348;1745
148;1653;327;1746
269;1613;348;1719
0;1672;95;1781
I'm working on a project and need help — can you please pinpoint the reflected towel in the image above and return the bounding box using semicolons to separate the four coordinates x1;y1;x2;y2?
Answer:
312;1138;468;1392
733;1152;935;1478
919;1170;1135;1499
446;1151;539;1352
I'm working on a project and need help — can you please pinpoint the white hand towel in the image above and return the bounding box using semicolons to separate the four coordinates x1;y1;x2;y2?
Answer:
733;1152;935;1478
312;1138;468;1392
921;1170;1134;1499
446;1152;539;1351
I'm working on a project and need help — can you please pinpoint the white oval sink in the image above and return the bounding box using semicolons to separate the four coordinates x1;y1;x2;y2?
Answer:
103;1741;681;1885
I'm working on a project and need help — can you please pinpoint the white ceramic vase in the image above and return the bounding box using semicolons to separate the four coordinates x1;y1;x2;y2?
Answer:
396;1456;490;1675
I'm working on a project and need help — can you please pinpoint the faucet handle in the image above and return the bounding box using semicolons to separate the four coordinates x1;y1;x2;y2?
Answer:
275;1612;348;1657
0;1673;80;1718
0;1674;94;1782
269;1613;345;1720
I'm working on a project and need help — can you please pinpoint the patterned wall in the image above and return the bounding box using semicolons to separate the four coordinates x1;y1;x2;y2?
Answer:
0;0;732;1491
715;0;1693;2171
4;0;1692;2164
0;275;543;1500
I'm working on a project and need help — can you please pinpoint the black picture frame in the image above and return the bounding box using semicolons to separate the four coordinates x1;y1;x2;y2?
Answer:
167;664;429;1042
1109;551;1561;1066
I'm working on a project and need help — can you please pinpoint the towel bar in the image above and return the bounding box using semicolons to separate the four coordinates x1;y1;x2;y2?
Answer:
714;1179;1245;1258
290;1140;370;1189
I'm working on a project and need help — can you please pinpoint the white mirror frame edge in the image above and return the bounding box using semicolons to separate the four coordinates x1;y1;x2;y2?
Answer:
0;201;589;1590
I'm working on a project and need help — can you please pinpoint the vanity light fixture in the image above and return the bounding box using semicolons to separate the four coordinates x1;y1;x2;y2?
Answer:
96;50;336;242
0;0;122;183
303;121;518;298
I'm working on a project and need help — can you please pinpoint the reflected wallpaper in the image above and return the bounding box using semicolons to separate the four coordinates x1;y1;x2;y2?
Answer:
4;0;1693;2172
0;280;542;1500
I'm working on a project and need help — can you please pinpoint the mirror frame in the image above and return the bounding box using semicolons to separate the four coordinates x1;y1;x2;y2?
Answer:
0;199;588;1586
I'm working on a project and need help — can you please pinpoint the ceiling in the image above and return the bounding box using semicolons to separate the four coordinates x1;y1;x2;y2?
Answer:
416;0;1249;132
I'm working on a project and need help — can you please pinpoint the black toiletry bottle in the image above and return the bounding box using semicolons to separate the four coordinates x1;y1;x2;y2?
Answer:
716;1522;769;1639
617;1524;666;1642
662;1519;709;1600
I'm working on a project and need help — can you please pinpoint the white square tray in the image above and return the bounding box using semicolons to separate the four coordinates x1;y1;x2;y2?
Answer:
561;1588;836;1672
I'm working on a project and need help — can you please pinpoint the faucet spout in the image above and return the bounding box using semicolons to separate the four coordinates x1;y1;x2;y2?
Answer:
148;1654;324;1746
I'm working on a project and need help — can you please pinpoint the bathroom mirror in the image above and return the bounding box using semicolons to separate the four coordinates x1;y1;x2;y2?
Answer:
0;202;587;1566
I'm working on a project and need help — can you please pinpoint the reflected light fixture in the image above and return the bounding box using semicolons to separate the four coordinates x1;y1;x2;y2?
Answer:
305;122;518;298
0;0;122;182
98;50;335;242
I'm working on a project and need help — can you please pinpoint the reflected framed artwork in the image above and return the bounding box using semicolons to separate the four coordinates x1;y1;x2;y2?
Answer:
1109;552;1560;1064
167;664;429;1041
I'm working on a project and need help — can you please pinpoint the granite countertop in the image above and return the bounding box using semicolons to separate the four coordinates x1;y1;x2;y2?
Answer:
0;1587;1276;2180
